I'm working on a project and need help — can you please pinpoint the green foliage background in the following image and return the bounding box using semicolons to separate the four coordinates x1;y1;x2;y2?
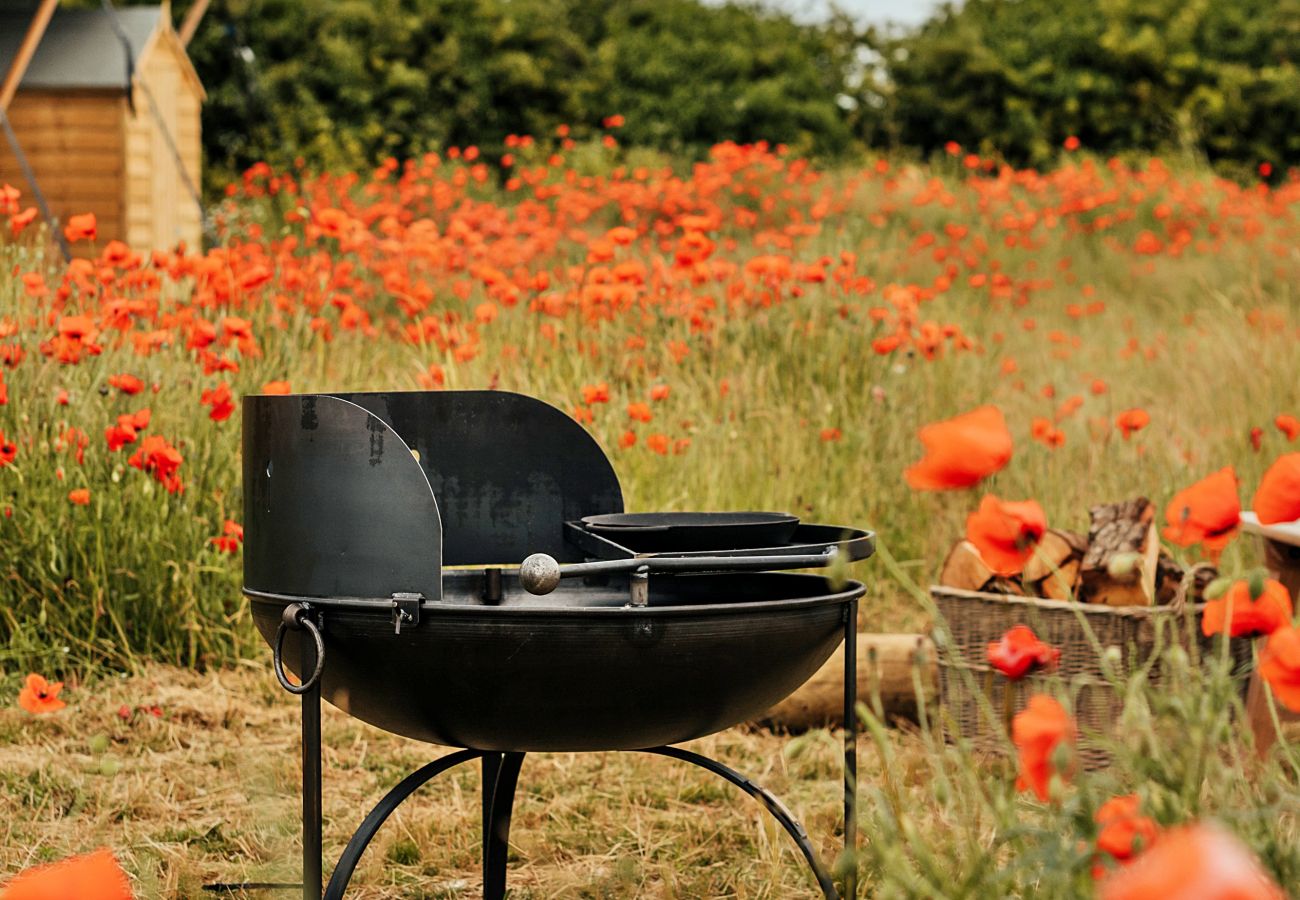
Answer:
880;0;1300;172
178;0;859;184
106;0;1300;182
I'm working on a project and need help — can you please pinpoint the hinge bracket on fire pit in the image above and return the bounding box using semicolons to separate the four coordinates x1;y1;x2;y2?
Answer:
391;592;424;634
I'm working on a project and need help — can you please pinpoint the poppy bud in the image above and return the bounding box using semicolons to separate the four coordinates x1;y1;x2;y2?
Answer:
1247;568;1267;601
1106;552;1141;580
1051;740;1073;774
1204;576;1232;600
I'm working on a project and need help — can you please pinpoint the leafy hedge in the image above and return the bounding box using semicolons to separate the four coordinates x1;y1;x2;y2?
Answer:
875;0;1300;172
180;0;856;184
148;0;1300;183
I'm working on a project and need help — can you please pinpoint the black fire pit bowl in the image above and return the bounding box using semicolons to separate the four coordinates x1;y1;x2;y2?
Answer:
251;570;858;751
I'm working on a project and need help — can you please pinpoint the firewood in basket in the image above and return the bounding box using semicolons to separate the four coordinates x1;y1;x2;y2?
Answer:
1022;529;1086;601
1154;552;1218;605
938;540;1024;594
939;540;996;592
1079;498;1159;606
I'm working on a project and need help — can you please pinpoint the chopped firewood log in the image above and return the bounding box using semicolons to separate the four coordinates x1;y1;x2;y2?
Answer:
1023;529;1086;601
1079;498;1159;606
939;540;997;592
755;633;936;730
1034;559;1080;601
1154;552;1217;605
985;576;1027;596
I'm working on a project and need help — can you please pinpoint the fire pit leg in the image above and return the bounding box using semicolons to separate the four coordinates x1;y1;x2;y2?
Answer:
321;749;483;900
483;752;525;900
481;753;503;874
644;746;840;899
302;616;323;900
843;596;858;899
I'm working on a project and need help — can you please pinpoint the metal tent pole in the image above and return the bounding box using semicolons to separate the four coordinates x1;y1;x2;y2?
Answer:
0;111;72;262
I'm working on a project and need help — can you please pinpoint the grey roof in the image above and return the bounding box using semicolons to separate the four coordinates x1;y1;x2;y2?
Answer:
0;7;161;91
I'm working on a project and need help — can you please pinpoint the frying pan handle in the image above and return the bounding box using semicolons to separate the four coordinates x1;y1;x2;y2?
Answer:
518;548;839;595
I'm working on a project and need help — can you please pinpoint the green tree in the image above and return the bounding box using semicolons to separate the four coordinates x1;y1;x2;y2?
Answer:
875;0;1300;170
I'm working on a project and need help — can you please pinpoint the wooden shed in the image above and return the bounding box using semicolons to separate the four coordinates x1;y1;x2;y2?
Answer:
0;2;205;251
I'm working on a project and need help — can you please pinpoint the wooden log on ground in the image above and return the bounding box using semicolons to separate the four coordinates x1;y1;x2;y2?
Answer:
1079;498;1159;607
753;633;936;731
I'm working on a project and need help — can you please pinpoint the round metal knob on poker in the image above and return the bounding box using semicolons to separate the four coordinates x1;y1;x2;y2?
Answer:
520;553;562;594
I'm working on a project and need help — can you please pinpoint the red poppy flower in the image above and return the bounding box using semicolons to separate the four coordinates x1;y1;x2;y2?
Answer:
965;496;1047;576
105;409;151;452
261;380;292;395
618;430;636;449
209;536;239;554
1013;694;1074;801
68;488;91;506
201;382;236;422
1162;467;1240;554
1094;795;1159;873
108;374;145;395
581;382;610;405
63;212;97;243
1098;822;1284;900
1031;416;1065;448
105;422;138;452
646;433;670;455
650;384;671;401
208;517;244;553
987;625;1060;679
0;430;17;467
904;405;1013;490
1;847;133;900
127;435;184;493
1201;578;1293;639
1116;408;1150;439
1253;453;1300;525
1258;623;1300;713
9;206;37;236
1276;415;1300;441
627;402;652;423
17;673;66;714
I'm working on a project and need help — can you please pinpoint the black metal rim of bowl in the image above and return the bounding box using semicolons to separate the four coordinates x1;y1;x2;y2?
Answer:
245;570;862;618
579;511;800;552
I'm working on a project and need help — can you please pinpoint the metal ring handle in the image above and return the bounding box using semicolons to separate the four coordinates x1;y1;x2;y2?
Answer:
273;607;325;695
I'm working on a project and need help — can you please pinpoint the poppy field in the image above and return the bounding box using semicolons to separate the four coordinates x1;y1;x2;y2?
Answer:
2;136;1300;895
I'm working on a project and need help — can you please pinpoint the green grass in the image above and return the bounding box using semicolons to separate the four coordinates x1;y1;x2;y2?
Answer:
1;149;1297;672
0;146;1298;894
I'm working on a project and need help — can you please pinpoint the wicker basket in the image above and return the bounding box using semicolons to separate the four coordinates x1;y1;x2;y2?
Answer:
932;586;1254;769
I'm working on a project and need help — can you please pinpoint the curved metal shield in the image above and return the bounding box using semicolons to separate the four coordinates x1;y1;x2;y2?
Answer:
332;391;622;565
243;394;442;602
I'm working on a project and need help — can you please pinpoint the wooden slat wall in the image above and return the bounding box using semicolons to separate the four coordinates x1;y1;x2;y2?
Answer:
125;33;202;251
0;91;126;242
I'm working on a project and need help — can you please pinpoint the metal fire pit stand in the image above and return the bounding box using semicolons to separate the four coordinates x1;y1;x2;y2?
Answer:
231;391;870;899
279;596;859;900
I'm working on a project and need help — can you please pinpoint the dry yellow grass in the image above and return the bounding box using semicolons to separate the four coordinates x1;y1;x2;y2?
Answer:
0;663;878;898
